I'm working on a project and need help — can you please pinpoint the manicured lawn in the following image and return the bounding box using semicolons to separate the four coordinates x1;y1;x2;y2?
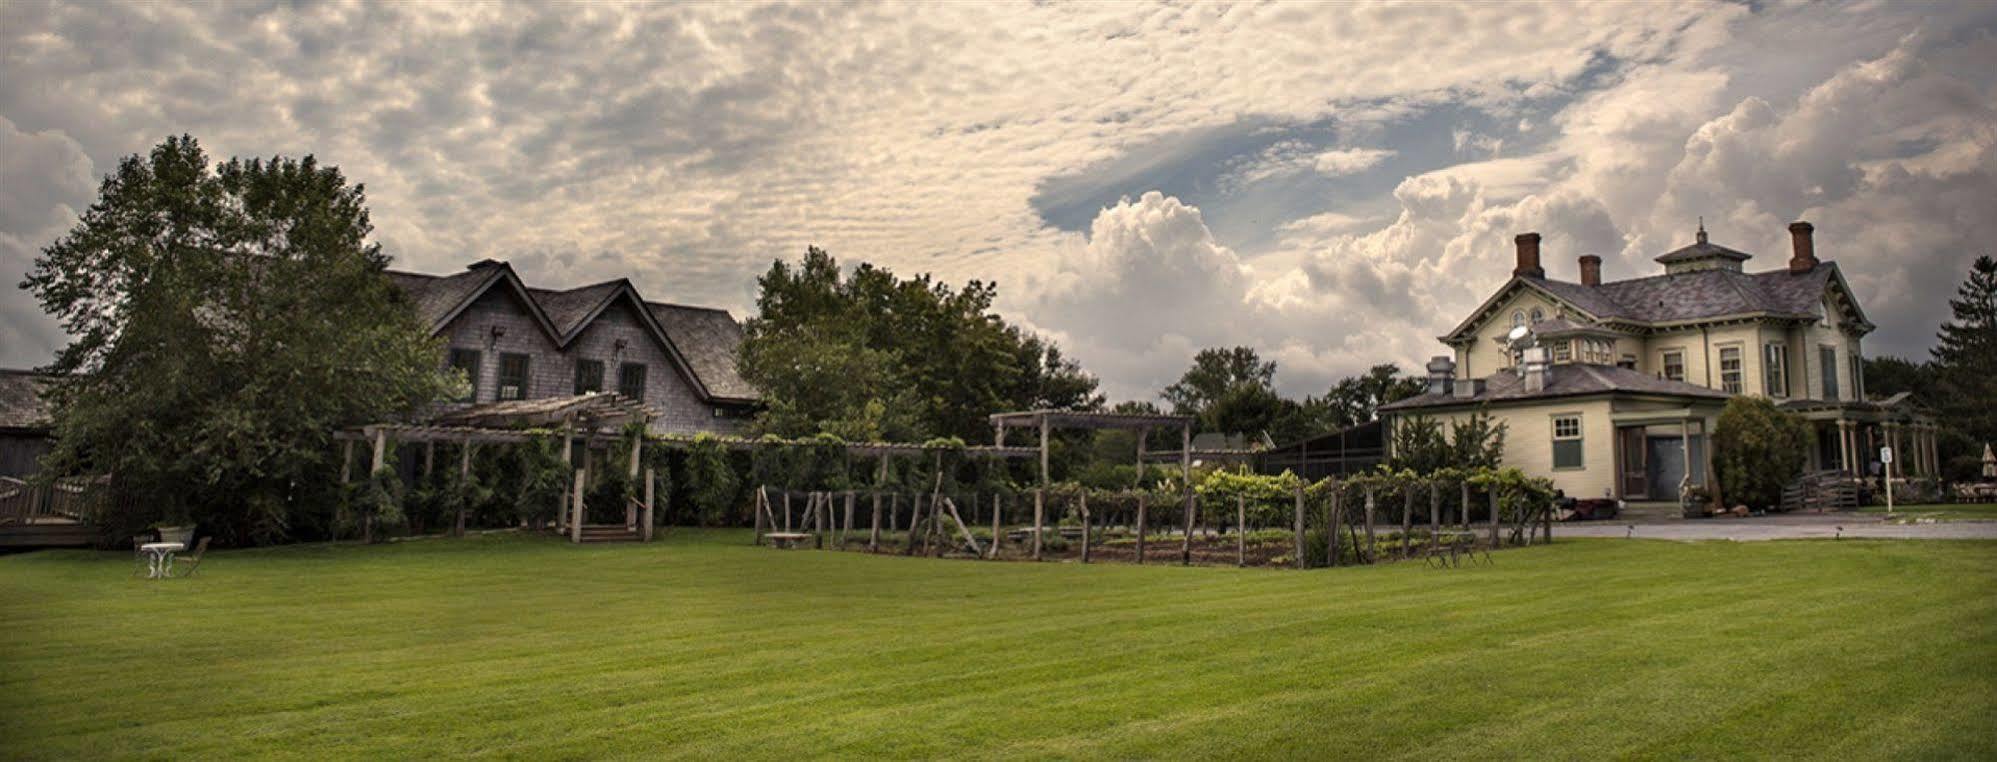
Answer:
1860;502;1997;521
3;532;1993;759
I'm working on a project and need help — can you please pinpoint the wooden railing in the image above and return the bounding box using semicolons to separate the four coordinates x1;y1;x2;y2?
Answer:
0;475;118;525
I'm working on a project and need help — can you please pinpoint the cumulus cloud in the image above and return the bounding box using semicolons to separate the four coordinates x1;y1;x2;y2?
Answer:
1;0;1991;405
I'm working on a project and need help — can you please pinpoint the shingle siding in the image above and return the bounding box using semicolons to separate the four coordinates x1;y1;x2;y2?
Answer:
435;289;745;435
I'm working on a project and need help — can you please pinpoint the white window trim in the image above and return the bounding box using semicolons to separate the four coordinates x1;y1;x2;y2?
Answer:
1551;412;1585;471
1764;342;1789;398
1717;344;1743;395
1660;349;1687;382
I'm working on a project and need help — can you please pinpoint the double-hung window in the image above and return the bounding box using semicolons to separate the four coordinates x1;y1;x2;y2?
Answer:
497;353;531;401
446;348;481;402
1820;346;1839;400
1764;343;1789;398
1662;350;1686;382
1719;347;1743;394
618;362;648;401
1552;415;1584;470
574;359;605;395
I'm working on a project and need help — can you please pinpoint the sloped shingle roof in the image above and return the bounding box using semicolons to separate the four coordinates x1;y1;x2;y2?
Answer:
0;370;55;431
1380;364;1728;412
647;303;756;401
385;264;757;403
1525;264;1836;325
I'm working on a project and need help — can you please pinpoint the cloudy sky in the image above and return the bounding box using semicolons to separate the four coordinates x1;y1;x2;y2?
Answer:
4;1;1995;402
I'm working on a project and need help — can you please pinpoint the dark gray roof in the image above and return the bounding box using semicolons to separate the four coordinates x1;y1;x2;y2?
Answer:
647;303;755;401
385;263;758;403
1525;263;1837;325
528;281;624;339
1380;363;1728;412
0;370;55;431
1654;239;1752;264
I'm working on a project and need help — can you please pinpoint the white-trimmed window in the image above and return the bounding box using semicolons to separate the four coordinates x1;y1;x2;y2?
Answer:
1530;307;1545;323
1552;415;1584;470
1618;354;1637;370
1552;341;1572;362
1820;345;1839;400
1719;346;1743;394
1764;342;1789;398
1512;310;1526;329
1662;350;1685;382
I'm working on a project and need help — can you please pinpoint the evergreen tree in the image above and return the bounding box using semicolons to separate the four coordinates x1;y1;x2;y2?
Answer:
1931;255;1997;452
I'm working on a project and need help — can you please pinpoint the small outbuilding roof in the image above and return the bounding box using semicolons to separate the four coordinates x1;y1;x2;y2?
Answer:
0;369;55;431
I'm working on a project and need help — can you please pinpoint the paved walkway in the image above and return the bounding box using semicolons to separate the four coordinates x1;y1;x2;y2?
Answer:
1557;511;1997;541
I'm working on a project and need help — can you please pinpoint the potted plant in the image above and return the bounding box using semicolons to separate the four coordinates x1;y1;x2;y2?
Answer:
1680;483;1712;519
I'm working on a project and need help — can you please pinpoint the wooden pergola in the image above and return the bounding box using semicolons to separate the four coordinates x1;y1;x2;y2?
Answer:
987;409;1199;562
338;393;659;543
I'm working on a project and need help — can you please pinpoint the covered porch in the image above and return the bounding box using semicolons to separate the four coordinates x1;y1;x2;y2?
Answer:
1611;406;1721;503
1785;395;1940;479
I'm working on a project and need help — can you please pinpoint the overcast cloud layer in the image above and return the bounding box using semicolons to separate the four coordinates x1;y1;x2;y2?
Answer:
4;1;1995;402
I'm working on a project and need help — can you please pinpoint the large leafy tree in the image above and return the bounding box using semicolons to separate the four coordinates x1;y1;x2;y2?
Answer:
740;247;1101;442
1323;364;1425;428
20;135;455;543
1161;346;1275;416
1932;255;1997;453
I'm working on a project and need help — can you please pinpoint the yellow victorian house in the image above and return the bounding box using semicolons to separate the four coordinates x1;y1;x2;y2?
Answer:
1381;222;1938;502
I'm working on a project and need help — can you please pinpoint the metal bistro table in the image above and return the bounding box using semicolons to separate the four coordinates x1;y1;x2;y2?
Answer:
139;541;186;579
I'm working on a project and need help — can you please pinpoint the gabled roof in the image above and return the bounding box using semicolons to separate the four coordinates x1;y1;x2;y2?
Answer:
1380;364;1729;412
1654;239;1752;265
386;261;758;404
1443;262;1868;341
0;369;55;431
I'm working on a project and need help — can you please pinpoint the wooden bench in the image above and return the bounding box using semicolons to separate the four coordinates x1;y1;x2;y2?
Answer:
763;532;810;549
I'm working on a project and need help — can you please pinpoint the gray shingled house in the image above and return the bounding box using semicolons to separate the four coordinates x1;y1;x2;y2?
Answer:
385;259;758;435
1381;222;1937;504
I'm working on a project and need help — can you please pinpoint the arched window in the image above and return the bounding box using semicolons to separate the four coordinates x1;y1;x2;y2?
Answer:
1530;308;1545;323
1512;310;1525;328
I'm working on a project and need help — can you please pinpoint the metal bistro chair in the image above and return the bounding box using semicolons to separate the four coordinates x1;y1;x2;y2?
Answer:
170;537;211;578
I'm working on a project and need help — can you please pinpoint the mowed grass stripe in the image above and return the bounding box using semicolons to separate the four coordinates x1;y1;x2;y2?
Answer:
1;532;1992;759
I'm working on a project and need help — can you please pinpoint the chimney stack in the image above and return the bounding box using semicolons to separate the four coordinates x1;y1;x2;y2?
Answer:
1521;346;1550;393
1578;254;1602;286
1788;221;1817;273
1425;356;1456;396
1513;233;1545;278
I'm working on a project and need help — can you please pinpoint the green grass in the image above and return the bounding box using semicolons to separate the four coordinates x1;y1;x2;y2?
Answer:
3;532;1994;760
1859;502;1997;521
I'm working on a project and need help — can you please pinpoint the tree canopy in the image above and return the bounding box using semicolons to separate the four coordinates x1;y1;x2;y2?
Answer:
19;135;456;543
1932;255;1997;452
739;247;1101;442
1158;347;1423;445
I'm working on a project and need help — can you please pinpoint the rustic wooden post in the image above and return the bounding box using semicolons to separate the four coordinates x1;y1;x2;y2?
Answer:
1364;488;1377;563
340;439;355;484
1429;481;1441;555
1080;491;1092;564
1460;480;1472;532
783;492;792;532
1135;495;1147;565
570;468;585;543
907;493;926;556
455;438;473;537
989;493;1001;559
1032;488;1044;561
1236;495;1247;567
1327;485;1342;567
942;497;983;557
1181;422;1194;566
1489;486;1501;548
813;493;825;550
558;416;574;532
890;493;899;532
1400;488;1416;559
642;467;655;542
754;487;767;545
365;428;387;544
424;441;436;480
625;433;643;528
1293;486;1307;570
869;489;883;552
842;491;855;548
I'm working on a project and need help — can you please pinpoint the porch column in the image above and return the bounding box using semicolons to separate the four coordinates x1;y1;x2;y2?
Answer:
1838;421;1855;474
1922;425;1938;478
1680;418;1692;496
1699;417;1715;492
1884;422;1901;482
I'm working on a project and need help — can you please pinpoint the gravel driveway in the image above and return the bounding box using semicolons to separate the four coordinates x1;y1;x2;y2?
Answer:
1555;512;1997;541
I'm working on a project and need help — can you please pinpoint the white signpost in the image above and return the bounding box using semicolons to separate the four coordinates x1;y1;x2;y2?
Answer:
1880;446;1895;516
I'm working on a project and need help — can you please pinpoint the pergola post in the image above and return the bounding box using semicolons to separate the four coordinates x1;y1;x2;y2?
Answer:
366;428;387;544
642;467;655;542
1035;415;1049;561
455;437;472;537
1180;422;1193;566
870;455;885;552
626;432;643;529
570;467;585;543
558;415;574;532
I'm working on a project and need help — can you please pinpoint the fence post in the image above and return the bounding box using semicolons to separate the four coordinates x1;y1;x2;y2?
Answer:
1135;495;1148;565
1236;495;1247;567
1080;491;1092;564
1181;489;1195;566
1429;481;1441;555
642;468;655;542
989;493;1001;559
570;468;585;543
1294;487;1306;570
1032;488;1044;561
1327;486;1342;567
1364;488;1377;563
1489;486;1501;548
1400;488;1414;559
869;490;882;552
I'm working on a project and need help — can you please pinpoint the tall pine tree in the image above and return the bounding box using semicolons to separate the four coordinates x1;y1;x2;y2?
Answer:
1931;255;1997;455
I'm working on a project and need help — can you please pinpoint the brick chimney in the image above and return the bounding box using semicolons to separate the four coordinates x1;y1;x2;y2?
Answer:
1788;221;1817;273
1578;254;1602;286
1513;233;1545;278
